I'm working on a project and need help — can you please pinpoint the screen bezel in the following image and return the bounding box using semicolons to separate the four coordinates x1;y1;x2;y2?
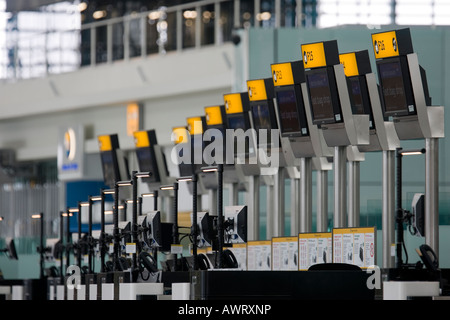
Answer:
346;75;375;130
135;147;161;183
305;66;343;126
376;56;416;118
274;84;309;138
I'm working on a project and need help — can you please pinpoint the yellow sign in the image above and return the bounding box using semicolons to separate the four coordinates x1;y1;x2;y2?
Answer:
247;240;272;246
98;135;112;152
186;116;203;135
126;103;140;136
271;62;294;86
133;130;150;148
272;236;298;243
224;93;243;114
205;106;223;126
332;227;375;235
371;30;399;59
172;126;189;144
339;52;359;77
301;42;327;69
247;79;268;101
298;232;332;239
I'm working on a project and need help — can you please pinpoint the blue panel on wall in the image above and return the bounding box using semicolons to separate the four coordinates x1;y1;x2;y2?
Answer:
66;180;108;233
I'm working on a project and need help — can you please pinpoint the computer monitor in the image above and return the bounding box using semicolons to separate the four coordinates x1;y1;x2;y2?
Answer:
411;193;425;237
224;205;247;244
145;211;163;248
98;134;130;188
192;211;215;247
275;85;309;137
346;76;375;130
305;67;342;126
1;237;18;260
226;113;249;131
135;132;161;183
376;56;416;117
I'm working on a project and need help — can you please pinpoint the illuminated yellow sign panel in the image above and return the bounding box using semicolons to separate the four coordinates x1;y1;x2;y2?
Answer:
205;106;223;126
98;135;112;152
301;42;327;69
133;131;150;148
339;52;359;77
224;93;243;114
247;79;268;101
172;126;188;144
187;116;203;135
271;63;294;86
371;30;399;59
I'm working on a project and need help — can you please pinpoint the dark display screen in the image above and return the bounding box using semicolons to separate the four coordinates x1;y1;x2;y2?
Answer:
251;102;272;131
306;71;335;122
348;77;365;115
227;113;247;130
100;151;118;188
378;61;408;114
135;147;159;183
276;89;302;134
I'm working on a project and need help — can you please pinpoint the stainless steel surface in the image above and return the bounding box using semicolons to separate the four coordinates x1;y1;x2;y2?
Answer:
382;150;395;268
425;137;439;257
300;157;312;232
316;170;328;232
347;160;360;228
334;146;347;228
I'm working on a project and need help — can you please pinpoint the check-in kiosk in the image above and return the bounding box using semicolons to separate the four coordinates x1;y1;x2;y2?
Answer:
301;40;370;228
223;92;282;238
245;78;295;238
270;62;333;234
203;105;245;208
339;50;400;268
371;28;444;258
97;134;130;189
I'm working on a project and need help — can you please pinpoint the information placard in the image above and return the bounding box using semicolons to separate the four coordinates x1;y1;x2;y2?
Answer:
298;233;332;271
271;237;298;271
247;240;272;271
228;243;247;270
332;227;376;269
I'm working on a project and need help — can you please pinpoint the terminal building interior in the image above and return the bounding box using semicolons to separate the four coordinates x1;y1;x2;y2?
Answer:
0;0;450;301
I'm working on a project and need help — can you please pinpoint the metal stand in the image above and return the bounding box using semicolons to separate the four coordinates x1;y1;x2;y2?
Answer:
425;137;439;256
334;146;347;228
246;175;260;241
382;150;396;268
300;158;312;232
316;170;328;232
347;160;360;228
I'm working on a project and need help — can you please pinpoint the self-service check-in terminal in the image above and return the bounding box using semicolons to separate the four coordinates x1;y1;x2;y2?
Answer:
270;61;333;234
339;49;400;268
222;92;264;239
371;28;444;259
246;78;296;237
301;40;370;228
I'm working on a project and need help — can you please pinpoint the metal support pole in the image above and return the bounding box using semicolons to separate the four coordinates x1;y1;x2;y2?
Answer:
290;178;299;236
217;165;224;268
300;158;312;233
247;175;260;241
425;138;439;258
131;172;138;271
88;196;93;274
113;184;120;271
382;150;396;268
396;148;404;269
274;167;285;236
100;191;106;273
77;202;82;270
192;174;198;270
334;146;347;228
347;160;360;228
316;170;328;232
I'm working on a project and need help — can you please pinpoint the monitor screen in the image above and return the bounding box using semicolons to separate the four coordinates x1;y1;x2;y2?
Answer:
276;88;302;134
306;70;335;124
135;147;160;183
348;77;365;115
251;102;273;131
227;113;247;131
377;59;410;116
100;151;119;188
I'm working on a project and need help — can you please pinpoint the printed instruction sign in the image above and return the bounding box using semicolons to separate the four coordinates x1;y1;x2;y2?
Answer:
298;232;332;271
332;227;376;269
247;240;272;271
272;237;299;271
228;243;247;270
